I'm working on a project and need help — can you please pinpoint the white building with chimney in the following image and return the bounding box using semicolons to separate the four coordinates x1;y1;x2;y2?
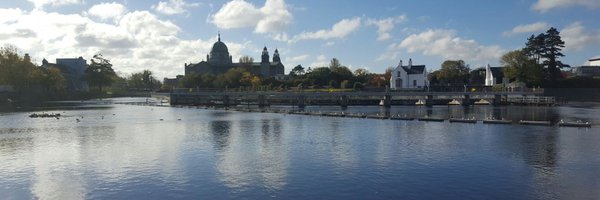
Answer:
390;59;428;89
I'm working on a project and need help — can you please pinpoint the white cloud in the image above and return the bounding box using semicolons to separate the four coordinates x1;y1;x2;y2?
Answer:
87;2;127;21
367;15;407;41
152;0;201;16
309;55;329;68
392;29;505;62
255;0;293;33
292;17;361;42
272;33;289;42
211;0;292;33
503;22;548;36
532;0;600;12
561;22;600;51
0;8;248;79
27;0;82;10
287;54;309;64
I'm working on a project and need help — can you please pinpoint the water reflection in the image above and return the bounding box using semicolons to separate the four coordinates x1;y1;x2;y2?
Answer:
258;118;288;190
32;128;86;200
213;117;289;192
211;121;232;152
1;100;600;199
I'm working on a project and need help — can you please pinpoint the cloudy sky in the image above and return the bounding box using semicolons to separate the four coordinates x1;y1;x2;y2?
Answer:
1;0;599;79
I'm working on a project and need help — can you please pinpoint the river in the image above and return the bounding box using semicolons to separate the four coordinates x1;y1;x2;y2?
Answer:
1;98;599;199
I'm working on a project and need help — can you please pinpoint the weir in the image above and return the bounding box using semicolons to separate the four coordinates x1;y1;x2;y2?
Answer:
167;90;551;107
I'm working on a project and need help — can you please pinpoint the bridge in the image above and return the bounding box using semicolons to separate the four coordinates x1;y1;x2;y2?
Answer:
166;88;553;107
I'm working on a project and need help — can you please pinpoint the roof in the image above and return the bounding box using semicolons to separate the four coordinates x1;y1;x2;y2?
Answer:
589;58;600;62
489;67;504;78
211;40;229;54
401;65;426;74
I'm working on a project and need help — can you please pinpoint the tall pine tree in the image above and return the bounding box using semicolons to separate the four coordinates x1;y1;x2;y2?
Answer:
523;27;566;81
542;27;565;81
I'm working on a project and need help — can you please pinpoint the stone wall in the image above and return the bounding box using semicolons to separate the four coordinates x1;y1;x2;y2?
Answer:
544;88;600;102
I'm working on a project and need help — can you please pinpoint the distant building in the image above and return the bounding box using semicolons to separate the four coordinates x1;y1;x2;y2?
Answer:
485;64;508;86
163;75;184;89
571;58;600;78
185;34;285;78
389;58;428;89
42;57;89;91
589;58;600;66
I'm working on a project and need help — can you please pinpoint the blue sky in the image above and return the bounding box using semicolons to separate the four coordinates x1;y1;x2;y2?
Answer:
1;0;599;79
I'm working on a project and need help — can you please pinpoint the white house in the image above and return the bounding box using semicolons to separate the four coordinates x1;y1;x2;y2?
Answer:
485;64;495;86
390;59;428;89
485;64;507;86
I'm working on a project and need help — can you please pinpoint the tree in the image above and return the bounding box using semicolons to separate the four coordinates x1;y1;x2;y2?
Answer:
525;33;545;64
331;66;353;85
329;58;341;70
469;67;486;85
85;54;117;91
305;67;332;86
428;71;440;85
353;68;371;84
0;45;66;92
523;27;566;81
0;46;36;89
128;70;161;91
239;56;254;69
290;65;305;76
437;60;470;84
542;27;566;81
501;49;544;87
383;67;393;85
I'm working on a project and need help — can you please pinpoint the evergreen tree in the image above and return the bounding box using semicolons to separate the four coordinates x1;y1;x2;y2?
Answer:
542;27;565;81
523;27;566;81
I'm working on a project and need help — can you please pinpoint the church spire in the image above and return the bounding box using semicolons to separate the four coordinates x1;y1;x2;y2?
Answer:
218;31;221;42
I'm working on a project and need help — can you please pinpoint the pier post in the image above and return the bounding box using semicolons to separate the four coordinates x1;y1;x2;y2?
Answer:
462;94;470;106
297;95;306;108
258;94;267;108
493;94;502;106
425;95;433;107
340;95;349;108
383;95;392;107
222;95;230;107
170;93;177;105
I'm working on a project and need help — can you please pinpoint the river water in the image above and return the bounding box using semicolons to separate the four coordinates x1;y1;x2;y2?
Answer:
1;98;599;199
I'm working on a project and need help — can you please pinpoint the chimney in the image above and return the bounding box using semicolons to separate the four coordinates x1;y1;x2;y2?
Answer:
409;58;412;68
399;59;403;67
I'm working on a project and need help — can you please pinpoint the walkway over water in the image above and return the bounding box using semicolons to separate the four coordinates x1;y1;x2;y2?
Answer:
166;89;554;107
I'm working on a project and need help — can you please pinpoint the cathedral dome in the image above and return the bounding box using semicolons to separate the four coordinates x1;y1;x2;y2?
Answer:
211;40;229;54
208;34;232;65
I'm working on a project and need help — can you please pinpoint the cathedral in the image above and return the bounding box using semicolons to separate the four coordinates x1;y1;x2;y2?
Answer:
184;34;285;78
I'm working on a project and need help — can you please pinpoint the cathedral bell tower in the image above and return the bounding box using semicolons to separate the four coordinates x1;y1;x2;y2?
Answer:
273;49;281;63
261;46;270;63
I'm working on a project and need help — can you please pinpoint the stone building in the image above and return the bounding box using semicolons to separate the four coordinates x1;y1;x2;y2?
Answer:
185;34;285;78
42;57;89;92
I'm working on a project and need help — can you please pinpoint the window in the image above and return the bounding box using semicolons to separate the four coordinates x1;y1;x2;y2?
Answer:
413;80;417;87
396;79;402;88
397;71;401;77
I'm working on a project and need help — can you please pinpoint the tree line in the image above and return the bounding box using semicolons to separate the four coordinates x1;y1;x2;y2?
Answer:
0;46;162;101
428;27;569;87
